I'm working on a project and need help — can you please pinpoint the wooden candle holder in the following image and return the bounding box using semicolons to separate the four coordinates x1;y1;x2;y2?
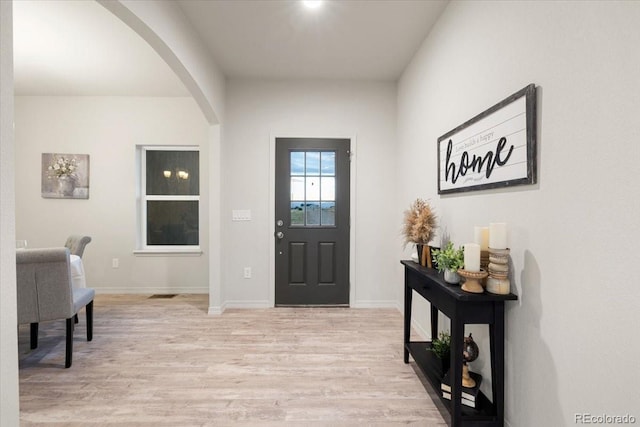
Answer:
458;269;488;293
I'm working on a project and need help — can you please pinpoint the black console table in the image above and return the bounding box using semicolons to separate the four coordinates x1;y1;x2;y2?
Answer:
402;260;517;427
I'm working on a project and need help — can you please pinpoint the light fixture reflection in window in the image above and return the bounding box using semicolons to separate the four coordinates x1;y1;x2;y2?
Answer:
162;169;189;180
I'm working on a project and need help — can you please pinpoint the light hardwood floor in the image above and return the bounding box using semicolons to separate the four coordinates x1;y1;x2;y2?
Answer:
18;294;447;426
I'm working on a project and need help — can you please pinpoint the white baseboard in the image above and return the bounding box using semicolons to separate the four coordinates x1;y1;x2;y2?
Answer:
351;300;398;309
221;300;271;311
208;306;223;315
94;287;209;295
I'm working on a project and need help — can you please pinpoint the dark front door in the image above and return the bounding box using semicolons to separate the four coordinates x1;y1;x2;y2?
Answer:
275;138;350;306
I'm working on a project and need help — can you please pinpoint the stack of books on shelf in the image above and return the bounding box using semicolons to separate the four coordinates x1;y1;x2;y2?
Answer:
441;371;482;409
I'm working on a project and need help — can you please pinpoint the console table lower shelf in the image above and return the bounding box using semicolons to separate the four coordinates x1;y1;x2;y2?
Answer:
407;341;495;420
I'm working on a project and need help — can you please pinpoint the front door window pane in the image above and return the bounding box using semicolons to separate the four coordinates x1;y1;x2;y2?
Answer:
306;152;320;175
320;177;335;201
291;177;304;200
306;176;320;201
290;202;305;226
321;152;335;176
291;152;305;176
306;203;320;226
321;202;335;226
289;150;337;227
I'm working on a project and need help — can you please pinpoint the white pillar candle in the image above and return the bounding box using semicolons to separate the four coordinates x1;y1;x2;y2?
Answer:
464;243;481;272
474;226;489;251
489;222;508;249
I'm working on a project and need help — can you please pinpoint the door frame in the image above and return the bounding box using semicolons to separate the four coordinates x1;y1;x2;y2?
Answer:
269;132;357;307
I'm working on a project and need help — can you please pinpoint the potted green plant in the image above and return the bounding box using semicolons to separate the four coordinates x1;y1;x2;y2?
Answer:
431;242;464;284
402;198;437;267
428;331;451;376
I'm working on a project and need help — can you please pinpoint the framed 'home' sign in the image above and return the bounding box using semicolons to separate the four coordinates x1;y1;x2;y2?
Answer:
438;84;537;195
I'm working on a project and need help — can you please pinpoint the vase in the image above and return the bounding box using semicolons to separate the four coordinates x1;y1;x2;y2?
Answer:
444;269;460;284
57;176;75;197
416;244;436;268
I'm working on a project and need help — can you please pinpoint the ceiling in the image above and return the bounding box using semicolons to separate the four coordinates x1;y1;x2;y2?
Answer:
13;0;448;96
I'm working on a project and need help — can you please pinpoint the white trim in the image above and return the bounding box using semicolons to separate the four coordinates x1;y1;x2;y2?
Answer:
207;125;223;317
133;249;202;256
94;287;209;294
208;305;223;316
145;195;199;201
351;300;398;309
140;145;200;152
137;144;201;250
268;133;357;307
222;300;271;310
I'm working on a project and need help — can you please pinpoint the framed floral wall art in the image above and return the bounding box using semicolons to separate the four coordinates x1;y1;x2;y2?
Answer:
41;153;90;199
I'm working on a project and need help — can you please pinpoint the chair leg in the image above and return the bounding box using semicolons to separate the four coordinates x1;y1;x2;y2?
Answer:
86;301;93;342
74;313;79;324
65;318;73;368
30;323;38;349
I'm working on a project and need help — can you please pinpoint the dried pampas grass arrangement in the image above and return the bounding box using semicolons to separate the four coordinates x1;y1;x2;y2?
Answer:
402;198;437;247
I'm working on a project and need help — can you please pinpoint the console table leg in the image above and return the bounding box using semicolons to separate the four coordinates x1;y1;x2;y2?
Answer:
490;302;506;426
430;305;438;341
450;314;464;427
403;277;413;363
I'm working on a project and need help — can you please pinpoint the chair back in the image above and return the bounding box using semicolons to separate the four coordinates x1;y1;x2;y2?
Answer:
64;235;92;258
16;248;74;323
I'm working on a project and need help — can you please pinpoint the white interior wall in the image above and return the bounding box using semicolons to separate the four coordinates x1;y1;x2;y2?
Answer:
223;79;398;308
14;96;211;294
0;0;19;424
396;1;640;426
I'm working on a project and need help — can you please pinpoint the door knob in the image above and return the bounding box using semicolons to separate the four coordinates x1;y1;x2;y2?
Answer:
276;231;284;239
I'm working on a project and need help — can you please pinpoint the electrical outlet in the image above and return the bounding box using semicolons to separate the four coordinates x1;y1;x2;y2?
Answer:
243;267;252;279
112;258;119;268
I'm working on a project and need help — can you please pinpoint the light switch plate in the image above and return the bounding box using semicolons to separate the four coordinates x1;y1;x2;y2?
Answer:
232;209;251;221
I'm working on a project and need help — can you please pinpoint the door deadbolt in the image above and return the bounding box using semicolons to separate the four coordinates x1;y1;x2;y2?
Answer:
276;220;284;227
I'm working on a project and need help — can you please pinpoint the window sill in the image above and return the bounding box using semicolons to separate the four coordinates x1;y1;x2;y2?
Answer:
133;248;203;257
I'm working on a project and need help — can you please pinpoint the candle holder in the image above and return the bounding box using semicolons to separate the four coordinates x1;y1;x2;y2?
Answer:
487;248;511;295
458;269;488;293
480;250;490;271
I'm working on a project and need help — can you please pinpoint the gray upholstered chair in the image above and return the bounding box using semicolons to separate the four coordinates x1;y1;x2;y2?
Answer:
64;235;91;324
64;235;92;258
16;248;95;368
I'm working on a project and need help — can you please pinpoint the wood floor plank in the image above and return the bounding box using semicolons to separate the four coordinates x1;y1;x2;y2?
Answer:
18;294;447;426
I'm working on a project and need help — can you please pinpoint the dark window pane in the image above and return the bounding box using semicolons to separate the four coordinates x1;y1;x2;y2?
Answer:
146;150;199;196
147;201;199;245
